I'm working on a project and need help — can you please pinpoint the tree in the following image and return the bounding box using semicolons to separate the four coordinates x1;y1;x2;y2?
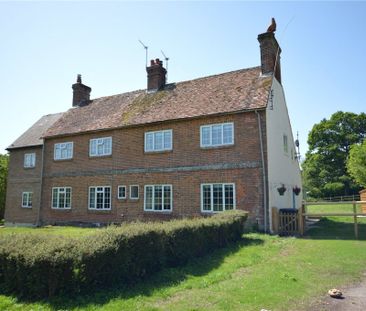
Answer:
347;139;366;188
0;154;9;219
302;111;366;198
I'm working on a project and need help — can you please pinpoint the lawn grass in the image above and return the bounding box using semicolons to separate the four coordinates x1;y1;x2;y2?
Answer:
306;202;363;214
0;225;97;237
1;206;366;310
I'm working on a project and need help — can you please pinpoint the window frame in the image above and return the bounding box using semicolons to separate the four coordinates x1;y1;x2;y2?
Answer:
129;185;139;200
51;187;72;209
89;137;112;157
54;142;74;160
117;185;127;199
200;183;236;213
22;192;33;208
144;129;173;152
88;186;112;210
24;153;36;168
144;184;173;212
200;122;234;148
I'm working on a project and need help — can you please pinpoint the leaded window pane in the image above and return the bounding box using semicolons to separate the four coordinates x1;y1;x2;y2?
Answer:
154;186;163;210
104;187;111;209
223;124;233;144
212;125;222;145
154;132;163;150
201;127;210;146
213;184;223;211
130;186;139;199
202;185;211;211
145;186;153;210
65;188;71;208
163;186;171;210
164;131;172;149
224;184;234;210
89;188;95;209
22;193;27;206
145;133;154;151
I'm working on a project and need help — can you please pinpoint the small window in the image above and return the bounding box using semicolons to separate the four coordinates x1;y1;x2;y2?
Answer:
118;186;126;199
283;134;288;153
144;185;172;212
54;142;73;160
22;192;33;208
89;186;111;210
130;185;139;200
24;153;36;168
52;187;72;209
89;137;112;157
200;123;234;147
201;183;235;212
144;130;172;152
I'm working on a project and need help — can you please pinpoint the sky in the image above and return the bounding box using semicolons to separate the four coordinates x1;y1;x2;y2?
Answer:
0;1;365;158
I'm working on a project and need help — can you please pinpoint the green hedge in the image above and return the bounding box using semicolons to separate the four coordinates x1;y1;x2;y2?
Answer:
0;210;247;298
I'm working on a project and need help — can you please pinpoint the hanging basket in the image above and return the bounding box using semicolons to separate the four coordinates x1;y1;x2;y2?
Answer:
293;186;301;196
277;184;287;196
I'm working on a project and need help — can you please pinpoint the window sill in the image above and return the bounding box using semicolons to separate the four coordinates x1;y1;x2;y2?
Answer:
51;207;72;211
23;166;36;169
200;144;234;150
144;149;173;155
53;158;73;162
201;209;235;214
144;210;172;213
21;206;32;209
88;209;112;213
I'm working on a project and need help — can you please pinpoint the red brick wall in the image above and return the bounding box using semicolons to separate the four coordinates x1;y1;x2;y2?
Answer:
7;111;268;226
44;113;263;175
5;147;42;224
41;168;263;225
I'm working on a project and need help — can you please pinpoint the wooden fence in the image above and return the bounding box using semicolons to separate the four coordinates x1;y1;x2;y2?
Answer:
273;201;366;238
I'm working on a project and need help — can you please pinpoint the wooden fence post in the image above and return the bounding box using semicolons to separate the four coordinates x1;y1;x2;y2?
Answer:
272;207;279;234
299;203;305;236
353;202;358;239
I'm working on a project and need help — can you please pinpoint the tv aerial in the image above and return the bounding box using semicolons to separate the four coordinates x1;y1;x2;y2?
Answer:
161;50;169;82
138;39;148;68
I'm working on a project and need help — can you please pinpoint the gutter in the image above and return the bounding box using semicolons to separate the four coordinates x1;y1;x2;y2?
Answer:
255;109;268;233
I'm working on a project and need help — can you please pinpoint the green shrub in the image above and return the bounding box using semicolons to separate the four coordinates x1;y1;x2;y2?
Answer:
0;210;247;298
0;234;77;298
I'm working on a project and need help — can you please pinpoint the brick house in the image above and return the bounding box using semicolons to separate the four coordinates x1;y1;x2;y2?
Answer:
5;30;302;232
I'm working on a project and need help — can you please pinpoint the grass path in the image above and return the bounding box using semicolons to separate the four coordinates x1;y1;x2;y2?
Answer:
1;207;366;310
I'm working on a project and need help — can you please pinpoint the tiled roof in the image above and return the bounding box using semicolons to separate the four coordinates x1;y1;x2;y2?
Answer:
44;66;271;138
7;113;64;150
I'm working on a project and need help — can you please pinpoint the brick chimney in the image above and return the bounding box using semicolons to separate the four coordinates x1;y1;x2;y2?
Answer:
257;32;282;83
72;74;92;107
146;58;167;91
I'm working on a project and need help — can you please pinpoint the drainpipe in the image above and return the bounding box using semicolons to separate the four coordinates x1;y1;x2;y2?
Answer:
36;143;45;226
255;110;268;233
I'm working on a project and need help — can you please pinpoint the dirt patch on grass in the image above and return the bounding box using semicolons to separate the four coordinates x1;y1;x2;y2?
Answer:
307;273;366;311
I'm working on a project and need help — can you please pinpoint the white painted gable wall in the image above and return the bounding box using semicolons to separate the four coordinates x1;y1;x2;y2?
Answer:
266;78;302;232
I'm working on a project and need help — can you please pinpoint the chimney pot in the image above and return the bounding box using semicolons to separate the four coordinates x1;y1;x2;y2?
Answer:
150;59;155;66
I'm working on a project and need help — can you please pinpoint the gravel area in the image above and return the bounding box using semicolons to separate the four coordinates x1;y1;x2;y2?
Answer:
308;273;366;311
